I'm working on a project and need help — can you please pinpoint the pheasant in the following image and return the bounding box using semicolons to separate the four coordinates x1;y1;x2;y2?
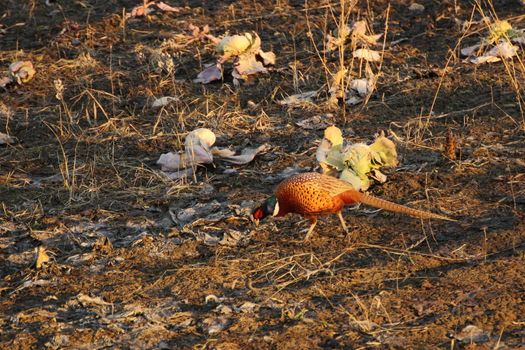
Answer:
251;172;454;241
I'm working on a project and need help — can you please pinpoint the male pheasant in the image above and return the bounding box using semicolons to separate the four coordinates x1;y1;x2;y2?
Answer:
251;172;454;241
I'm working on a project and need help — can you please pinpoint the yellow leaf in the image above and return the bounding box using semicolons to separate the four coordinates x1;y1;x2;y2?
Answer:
216;33;258;58
324;126;343;146
35;246;50;269
369;135;398;167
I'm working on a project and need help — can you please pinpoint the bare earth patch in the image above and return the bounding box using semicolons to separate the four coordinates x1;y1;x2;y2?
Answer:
1;0;524;348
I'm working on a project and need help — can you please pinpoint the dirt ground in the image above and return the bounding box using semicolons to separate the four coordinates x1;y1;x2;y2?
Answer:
1;0;525;349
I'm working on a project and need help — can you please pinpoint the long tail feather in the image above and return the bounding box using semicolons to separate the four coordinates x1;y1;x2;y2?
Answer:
340;190;455;221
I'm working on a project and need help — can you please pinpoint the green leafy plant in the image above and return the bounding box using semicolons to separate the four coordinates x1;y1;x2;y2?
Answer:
316;126;398;191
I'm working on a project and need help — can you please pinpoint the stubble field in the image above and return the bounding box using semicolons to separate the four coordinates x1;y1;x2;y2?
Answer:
1;0;524;348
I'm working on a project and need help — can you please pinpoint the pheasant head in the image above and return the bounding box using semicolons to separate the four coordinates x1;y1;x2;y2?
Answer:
251;195;280;224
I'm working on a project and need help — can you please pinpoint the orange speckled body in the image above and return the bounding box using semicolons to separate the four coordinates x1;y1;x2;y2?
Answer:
274;172;359;217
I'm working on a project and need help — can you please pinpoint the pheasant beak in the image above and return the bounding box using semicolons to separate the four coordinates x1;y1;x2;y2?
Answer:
249;214;260;226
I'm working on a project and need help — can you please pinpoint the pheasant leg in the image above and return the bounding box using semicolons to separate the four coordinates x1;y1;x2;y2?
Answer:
336;211;348;233
303;216;318;241
337;211;355;241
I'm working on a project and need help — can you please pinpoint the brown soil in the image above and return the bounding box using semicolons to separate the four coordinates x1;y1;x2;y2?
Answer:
1;0;524;349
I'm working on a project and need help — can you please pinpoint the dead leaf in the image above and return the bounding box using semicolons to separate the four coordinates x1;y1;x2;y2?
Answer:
468;41;518;64
460;44;482;57
0;132;16;145
345;96;363;106
235;54;268;76
295;114;333;130
186;145;214;164
219;229;247;246
188;23;211;40
157;152;185;172
326;20;382;51
157;150;213;172
151;96;179;108
205;294;223;304
350;319;379;333
216;305;234;314
0;76;12;88
353;48;381;62
350;78;369;96
462;20;523;65
157;128;216;172
16;308;57;323
317;125;344;174
511;29;525;44
9;61;36;84
93;236;113;253
316;139;333;169
370;169;387;183
35;246;50;269
150;50;174;74
185;128;216;149
128;1;180;18
18;279;51;291
445;129;457;160
194;63;223;84
408;3;425;11
159;128;265;179
238;302;258;313
171;201;222;227
325;25;351;52
257;50;276;65
212;144;269;165
277;91;317;107
470;55;502;64
203;316;231;334
265;166;309;183
129;3;154;17
196;32;274;86
484;41;518;58
351;21;383;46
77;293;112;307
454;325;490;344
155;1;181;13
162;168;194;180
328;68;347;105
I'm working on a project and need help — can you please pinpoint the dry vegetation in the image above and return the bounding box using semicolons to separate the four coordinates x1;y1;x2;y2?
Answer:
1;0;525;348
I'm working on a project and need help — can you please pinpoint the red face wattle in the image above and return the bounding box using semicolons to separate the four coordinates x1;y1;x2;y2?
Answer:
252;207;264;221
